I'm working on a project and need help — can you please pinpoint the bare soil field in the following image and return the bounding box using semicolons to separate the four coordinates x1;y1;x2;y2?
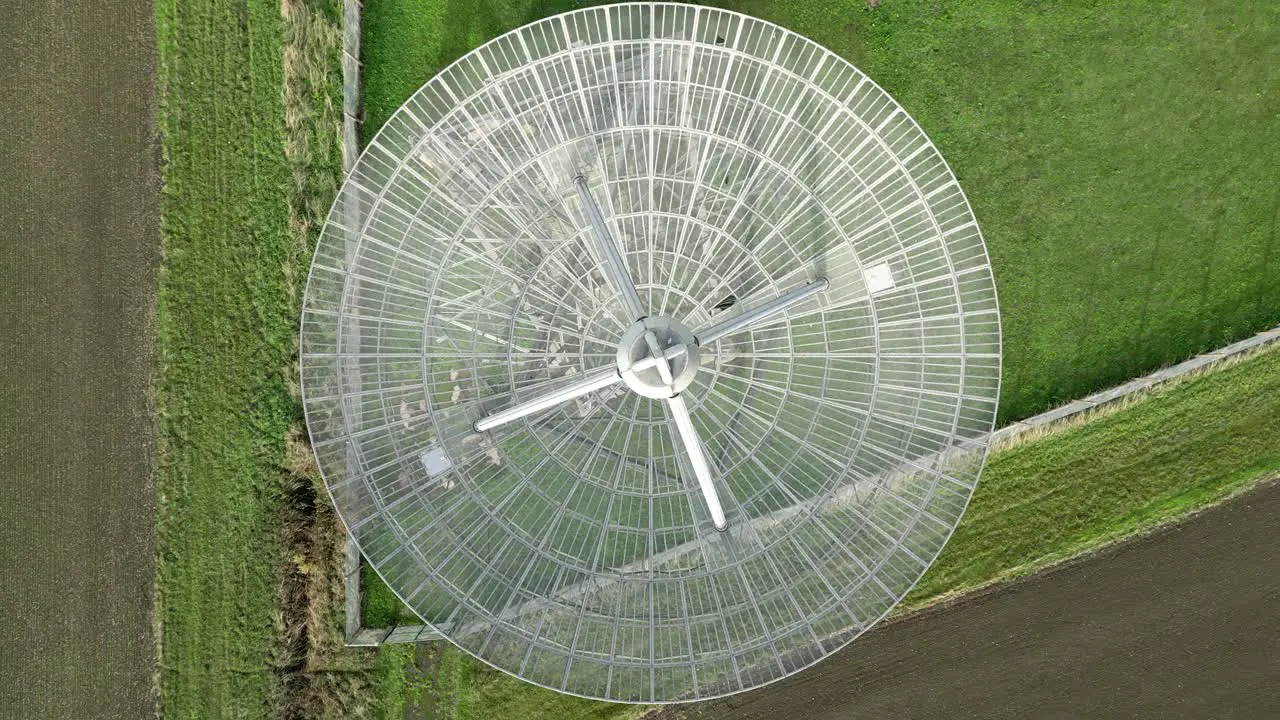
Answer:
653;479;1280;720
0;1;160;717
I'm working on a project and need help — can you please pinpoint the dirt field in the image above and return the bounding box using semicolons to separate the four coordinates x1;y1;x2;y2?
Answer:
652;479;1280;719
0;1;160;717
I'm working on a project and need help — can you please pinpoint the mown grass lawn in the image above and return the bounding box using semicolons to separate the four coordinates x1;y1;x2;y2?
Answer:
358;1;1279;717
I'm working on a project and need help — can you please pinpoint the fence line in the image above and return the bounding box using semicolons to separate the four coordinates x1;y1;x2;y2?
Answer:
991;325;1280;445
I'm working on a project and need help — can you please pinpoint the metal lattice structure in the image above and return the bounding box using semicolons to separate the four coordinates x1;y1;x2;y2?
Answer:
302;3;1001;703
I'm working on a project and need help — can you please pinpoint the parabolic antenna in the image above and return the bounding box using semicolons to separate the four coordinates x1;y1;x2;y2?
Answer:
302;3;1000;703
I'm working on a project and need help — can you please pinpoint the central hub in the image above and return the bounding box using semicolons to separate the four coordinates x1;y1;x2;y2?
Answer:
616;317;700;399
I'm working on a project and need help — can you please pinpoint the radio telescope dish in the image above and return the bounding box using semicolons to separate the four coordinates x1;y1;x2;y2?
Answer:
301;3;1000;703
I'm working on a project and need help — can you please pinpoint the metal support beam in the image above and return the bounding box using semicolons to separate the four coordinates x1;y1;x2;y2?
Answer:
474;366;622;432
575;175;647;321
696;278;829;346
667;394;727;531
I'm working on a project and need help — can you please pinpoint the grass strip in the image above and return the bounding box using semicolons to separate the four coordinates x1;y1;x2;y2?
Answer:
370;344;1280;719
907;344;1280;605
153;0;295;714
154;0;410;716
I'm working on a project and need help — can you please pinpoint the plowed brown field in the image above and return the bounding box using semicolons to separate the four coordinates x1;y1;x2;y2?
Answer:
654;480;1280;719
0;1;160;716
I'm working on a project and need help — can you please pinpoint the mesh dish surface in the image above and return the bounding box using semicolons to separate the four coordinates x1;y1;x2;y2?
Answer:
301;3;1001;703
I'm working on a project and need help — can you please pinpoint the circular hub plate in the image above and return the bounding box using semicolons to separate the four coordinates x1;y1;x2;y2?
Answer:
616;317;700;399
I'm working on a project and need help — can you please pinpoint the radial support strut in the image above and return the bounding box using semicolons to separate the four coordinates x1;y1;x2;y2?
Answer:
695;278;829;346
666;394;727;531
575;175;647;321
474;366;622;432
